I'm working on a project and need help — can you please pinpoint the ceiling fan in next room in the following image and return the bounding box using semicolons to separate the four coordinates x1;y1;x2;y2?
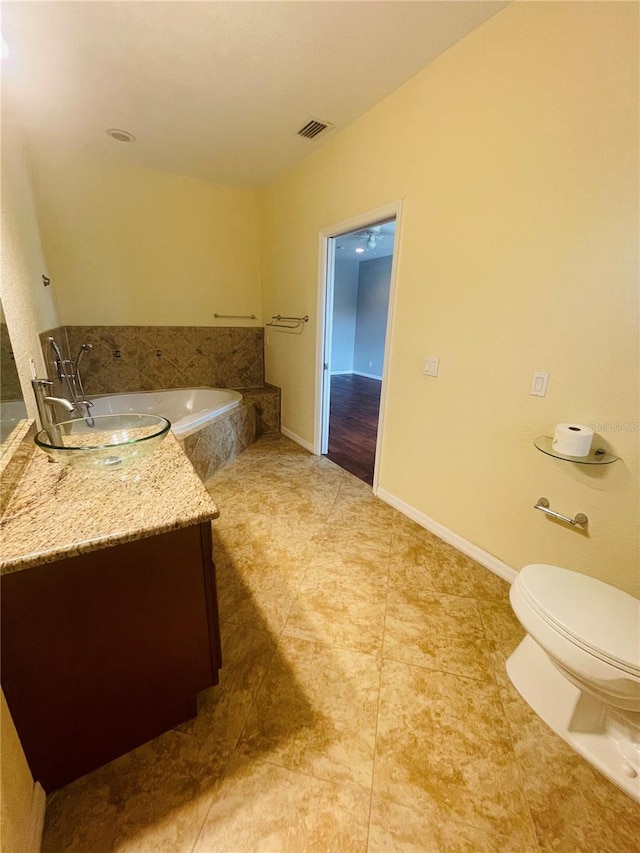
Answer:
354;225;392;250
336;224;396;257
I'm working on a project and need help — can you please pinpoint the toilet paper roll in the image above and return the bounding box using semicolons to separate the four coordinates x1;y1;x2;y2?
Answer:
552;423;594;457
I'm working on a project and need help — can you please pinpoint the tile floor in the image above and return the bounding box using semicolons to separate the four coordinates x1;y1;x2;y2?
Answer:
42;436;640;852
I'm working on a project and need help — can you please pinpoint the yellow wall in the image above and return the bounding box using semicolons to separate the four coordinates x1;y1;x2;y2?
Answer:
1;690;41;853
1;107;60;419
260;2;639;594
28;143;262;327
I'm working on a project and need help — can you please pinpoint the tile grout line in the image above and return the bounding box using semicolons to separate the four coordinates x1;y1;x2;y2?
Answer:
494;685;543;851
267;470;353;647
191;454;335;852
188;622;283;853
365;517;395;852
378;654;496;685
273;476;347;637
477;605;543;852
190;470;358;853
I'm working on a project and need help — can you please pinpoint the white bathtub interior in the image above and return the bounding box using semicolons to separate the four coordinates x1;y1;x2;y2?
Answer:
89;388;242;439
1;400;28;445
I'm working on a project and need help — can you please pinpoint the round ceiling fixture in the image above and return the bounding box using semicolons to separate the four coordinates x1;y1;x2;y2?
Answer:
106;128;136;143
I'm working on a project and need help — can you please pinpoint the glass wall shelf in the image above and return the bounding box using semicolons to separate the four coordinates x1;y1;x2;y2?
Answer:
534;436;619;465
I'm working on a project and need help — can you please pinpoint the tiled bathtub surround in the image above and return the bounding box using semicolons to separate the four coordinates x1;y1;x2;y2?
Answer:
240;385;281;435
41;436;640;853
0;322;23;401
0;420;35;516
40;325;265;395
180;400;256;482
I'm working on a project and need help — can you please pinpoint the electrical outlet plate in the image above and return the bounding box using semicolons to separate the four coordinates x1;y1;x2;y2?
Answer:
423;356;439;377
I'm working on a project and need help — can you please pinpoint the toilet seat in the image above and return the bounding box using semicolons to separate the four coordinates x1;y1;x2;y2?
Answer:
516;565;640;677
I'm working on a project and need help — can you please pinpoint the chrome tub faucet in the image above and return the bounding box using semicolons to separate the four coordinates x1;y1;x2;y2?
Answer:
31;378;77;445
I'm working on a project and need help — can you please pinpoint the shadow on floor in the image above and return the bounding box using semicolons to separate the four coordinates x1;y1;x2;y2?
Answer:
41;531;318;852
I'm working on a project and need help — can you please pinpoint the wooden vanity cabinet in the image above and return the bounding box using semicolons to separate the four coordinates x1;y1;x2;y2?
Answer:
1;522;221;792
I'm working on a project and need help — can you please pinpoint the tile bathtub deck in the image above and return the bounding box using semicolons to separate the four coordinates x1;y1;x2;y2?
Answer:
42;435;640;852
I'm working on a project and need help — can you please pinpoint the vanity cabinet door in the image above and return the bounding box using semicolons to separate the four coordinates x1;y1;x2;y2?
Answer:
1;522;221;791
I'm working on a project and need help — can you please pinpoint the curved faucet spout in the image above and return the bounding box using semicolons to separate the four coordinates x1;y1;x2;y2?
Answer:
43;396;76;414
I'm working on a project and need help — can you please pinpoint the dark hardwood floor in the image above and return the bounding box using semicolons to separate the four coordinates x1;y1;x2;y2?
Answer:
325;373;382;485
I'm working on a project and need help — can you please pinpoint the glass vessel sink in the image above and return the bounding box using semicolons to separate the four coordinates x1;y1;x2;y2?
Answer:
35;414;171;469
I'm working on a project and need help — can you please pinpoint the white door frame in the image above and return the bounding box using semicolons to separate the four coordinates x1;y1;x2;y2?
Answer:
314;199;404;494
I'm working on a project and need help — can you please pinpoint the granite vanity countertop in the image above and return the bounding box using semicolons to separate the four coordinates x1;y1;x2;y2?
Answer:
0;433;219;575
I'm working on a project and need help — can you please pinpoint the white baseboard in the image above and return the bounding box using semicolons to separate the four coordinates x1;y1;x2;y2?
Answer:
280;426;316;454
330;370;353;376
27;782;46;853
375;487;517;585
352;370;382;381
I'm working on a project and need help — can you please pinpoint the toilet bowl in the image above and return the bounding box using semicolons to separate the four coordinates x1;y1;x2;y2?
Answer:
507;564;640;802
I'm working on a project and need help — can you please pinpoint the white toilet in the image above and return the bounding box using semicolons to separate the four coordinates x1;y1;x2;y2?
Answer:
507;563;640;802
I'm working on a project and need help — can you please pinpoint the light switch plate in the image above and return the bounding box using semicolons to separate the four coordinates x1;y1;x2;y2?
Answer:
530;371;550;397
423;356;440;377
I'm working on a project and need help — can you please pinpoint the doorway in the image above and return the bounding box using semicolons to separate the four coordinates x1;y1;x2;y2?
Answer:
316;203;401;488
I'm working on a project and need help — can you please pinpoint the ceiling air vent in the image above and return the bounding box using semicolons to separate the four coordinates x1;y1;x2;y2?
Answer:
297;118;334;140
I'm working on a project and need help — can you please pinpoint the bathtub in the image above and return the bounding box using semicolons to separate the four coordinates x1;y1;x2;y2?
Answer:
1;400;28;444
89;388;242;440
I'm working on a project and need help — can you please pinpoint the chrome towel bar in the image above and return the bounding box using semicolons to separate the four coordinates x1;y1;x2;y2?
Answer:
214;313;256;320
266;314;309;329
534;497;588;526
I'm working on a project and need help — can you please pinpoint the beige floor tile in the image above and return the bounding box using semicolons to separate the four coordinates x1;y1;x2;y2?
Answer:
216;566;303;635
389;517;509;603
209;436;337;490
217;479;328;540
325;484;395;541
107;730;228;852
367;796;440;853
314;521;393;561
374;659;534;839
44;727;228;853
328;496;394;529
208;448;343;526
175;621;276;752
213;525;313;634
388;522;475;597
303;536;391;586
214;520;318;580
368;794;539;852
384;586;494;682
335;471;382;498
235;636;380;789
478;599;525;670
111;789;215;852
42;663;241;853
465;557;511;602
283;572;388;656
42;783;118;853
193;757;370;852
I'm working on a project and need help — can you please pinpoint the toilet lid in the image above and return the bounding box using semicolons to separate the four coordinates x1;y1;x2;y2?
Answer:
519;564;640;674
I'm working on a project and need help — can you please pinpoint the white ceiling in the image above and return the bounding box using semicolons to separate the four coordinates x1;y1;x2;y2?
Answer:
1;1;508;187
